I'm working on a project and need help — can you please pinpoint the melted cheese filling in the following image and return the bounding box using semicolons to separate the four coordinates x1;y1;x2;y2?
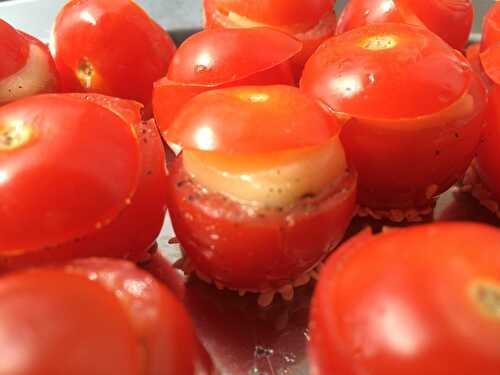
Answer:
0;43;55;104
183;136;347;208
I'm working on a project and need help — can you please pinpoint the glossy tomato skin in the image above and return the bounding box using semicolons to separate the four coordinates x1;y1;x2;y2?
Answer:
203;0;336;78
0;269;140;375
0;20;59;105
310;223;500;375
152;28;300;133
336;0;473;50
50;0;175;109
0;94;167;270
301;23;486;210
65;258;214;375
166;155;356;292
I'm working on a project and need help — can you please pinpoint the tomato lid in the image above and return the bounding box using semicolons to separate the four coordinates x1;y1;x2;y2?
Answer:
167;28;301;86
301;23;471;120
166;85;340;154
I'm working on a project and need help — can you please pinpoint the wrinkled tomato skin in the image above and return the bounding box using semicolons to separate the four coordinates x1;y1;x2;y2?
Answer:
0;269;139;375
336;0;473;50
153;28;299;133
65;258;214;375
476;85;500;202
166;156;356;291
203;0;336;78
310;223;500;375
50;0;176;109
0;94;167;271
301;23;486;210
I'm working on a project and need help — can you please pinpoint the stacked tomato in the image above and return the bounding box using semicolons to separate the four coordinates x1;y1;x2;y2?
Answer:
1;0;500;374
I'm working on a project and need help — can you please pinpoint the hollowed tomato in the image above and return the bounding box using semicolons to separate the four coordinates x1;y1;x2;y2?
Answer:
301;23;486;214
336;0;473;50
0;19;59;105
203;0;337;78
152;28;301;133
310;222;500;375
165;85;356;303
50;0;176;111
0;94;167;270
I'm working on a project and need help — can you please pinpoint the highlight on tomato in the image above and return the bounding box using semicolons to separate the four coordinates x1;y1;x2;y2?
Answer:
301;23;486;222
203;0;337;77
165;85;357;306
0;258;213;375
0;19;59;106
0;93;168;271
336;0;473;50
152;27;301;134
50;0;176;111
310;222;500;375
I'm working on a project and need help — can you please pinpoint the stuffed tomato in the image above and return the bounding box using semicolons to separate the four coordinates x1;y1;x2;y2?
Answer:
153;28;301;133
301;23;486;222
0;19;58;106
203;0;337;77
310;222;500;375
0;93;167;270
337;0;473;50
165;85;356;306
0;258;213;375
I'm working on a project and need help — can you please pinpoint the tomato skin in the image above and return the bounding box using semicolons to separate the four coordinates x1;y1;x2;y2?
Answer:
0;20;29;80
481;2;500;52
0;269;140;375
166;85;340;154
65;258;214;375
310;222;500;375
203;0;336;79
50;0;176;109
152;28;299;133
301;23;485;210
0;94;167;270
336;0;473;50
166;155;356;291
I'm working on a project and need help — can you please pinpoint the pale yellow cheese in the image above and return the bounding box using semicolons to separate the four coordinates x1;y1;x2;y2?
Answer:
183;136;347;208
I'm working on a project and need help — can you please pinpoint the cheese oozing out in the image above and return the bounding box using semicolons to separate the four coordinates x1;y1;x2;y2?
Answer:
183;136;347;208
0;42;56;104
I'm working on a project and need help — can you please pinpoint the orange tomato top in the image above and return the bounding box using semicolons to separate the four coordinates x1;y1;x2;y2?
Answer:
166;85;340;154
0;20;29;80
301;23;471;120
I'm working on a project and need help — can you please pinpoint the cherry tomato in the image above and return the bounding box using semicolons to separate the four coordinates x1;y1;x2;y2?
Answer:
0;94;167;270
165;86;356;302
65;258;214;375
481;2;500;52
336;0;473;50
310;223;500;375
203;0;337;78
301;23;486;213
50;0;176;111
0;269;139;375
0;20;58;105
152;28;300;133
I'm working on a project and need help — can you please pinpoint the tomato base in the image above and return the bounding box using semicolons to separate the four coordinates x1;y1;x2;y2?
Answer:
461;161;500;217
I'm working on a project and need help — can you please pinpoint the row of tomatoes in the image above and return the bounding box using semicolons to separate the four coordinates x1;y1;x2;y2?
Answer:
1;0;500;374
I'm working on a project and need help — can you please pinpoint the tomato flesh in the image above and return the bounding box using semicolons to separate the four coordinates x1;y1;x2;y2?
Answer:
153;28;299;133
310;222;500;375
50;0;176;109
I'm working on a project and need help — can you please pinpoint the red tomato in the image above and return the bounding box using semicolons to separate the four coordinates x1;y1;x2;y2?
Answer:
152;28;300;133
0;94;167;270
50;0;176;111
0;20;59;105
0;269;139;375
475;85;500;205
481;2;500;52
480;43;500;85
336;0;473;50
65;258;214;375
165;86;356;299
301;23;486;212
203;0;337;78
310;223;500;375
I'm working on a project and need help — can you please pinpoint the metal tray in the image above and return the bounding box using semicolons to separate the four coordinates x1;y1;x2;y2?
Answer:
0;1;496;374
